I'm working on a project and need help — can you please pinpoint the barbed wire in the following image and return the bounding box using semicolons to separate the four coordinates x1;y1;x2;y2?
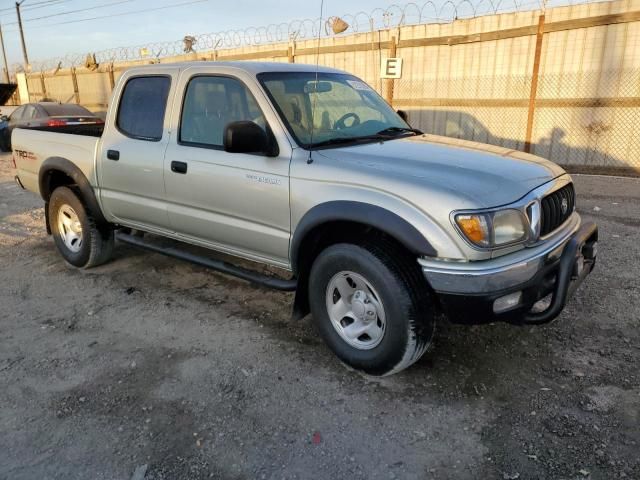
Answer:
20;0;603;73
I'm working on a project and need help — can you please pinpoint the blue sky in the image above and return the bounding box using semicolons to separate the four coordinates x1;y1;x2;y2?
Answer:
0;0;403;66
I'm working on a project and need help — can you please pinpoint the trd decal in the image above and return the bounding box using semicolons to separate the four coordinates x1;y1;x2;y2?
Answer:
14;149;37;161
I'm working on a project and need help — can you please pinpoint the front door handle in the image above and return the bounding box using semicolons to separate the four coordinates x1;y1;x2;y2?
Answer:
107;150;120;161
171;161;188;174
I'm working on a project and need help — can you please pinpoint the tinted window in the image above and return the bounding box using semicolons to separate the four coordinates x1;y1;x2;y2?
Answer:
180;76;266;147
117;76;171;141
10;106;25;121
23;105;38;119
42;103;94;117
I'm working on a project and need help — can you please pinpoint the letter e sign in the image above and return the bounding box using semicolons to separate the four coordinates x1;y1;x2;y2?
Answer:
380;58;403;79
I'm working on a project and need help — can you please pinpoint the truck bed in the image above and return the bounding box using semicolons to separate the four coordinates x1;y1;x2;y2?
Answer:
12;127;101;195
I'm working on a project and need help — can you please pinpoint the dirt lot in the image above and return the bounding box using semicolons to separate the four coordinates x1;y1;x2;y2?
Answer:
0;152;638;480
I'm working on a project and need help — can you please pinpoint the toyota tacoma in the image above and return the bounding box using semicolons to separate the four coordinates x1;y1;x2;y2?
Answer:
12;62;598;375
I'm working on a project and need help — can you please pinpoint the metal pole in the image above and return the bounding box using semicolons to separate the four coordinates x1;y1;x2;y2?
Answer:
16;1;30;71
385;36;397;105
0;24;10;83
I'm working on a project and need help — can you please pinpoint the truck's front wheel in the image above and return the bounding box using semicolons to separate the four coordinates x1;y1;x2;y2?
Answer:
49;186;114;268
308;242;435;376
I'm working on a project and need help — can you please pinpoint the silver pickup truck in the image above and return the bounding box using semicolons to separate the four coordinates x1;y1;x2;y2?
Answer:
12;62;598;375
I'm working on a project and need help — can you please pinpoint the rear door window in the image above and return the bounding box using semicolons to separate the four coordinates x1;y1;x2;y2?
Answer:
117;76;171;141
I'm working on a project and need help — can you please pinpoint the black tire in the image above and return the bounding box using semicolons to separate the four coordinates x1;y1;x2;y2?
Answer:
49;186;114;268
308;241;436;376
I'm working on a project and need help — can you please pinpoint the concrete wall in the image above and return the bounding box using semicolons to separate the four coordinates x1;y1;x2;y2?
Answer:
22;0;640;175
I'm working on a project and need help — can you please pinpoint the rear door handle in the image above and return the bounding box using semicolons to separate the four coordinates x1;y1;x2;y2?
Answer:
107;150;120;161
171;161;188;174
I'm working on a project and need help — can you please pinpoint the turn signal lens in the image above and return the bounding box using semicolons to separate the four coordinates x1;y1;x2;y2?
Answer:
455;209;528;248
456;214;490;247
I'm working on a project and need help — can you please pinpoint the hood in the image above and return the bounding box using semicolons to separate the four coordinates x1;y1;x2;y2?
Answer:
315;133;566;208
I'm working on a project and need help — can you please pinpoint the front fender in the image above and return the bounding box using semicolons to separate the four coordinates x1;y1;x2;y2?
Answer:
290;201;437;275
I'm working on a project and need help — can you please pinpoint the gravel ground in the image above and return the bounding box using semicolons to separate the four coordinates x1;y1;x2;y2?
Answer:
0;152;638;480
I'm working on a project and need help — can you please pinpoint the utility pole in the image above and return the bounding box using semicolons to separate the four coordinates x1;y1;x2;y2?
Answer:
16;1;29;72
0;24;10;83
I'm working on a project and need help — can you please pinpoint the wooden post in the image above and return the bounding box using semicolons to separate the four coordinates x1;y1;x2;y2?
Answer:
0;24;10;83
16;1;30;71
108;63;115;91
287;45;295;63
71;67;80;104
385;36;397;105
39;72;47;100
524;14;545;153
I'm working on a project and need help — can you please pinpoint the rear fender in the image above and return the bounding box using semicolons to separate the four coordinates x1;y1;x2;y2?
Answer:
39;156;108;226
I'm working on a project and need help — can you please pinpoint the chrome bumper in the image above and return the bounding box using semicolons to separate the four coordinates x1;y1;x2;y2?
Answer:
419;213;581;294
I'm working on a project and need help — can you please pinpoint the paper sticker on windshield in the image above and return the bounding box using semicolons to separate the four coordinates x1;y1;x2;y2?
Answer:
347;80;372;91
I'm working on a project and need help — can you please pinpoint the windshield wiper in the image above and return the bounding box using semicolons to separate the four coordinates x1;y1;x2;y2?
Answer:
309;135;384;149
309;127;423;149
375;126;423;136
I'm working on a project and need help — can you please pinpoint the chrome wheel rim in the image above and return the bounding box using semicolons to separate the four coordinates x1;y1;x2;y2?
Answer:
57;204;83;253
325;271;386;350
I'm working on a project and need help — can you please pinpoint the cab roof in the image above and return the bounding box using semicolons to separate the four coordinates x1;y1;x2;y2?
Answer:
125;61;346;76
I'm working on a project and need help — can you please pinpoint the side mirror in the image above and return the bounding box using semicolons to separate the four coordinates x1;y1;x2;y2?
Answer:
0;115;8;122
224;121;275;156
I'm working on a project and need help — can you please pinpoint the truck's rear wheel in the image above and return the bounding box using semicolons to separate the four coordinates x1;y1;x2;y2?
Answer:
308;242;435;376
49;186;114;268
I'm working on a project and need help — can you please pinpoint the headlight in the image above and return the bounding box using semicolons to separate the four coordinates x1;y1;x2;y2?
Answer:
455;209;528;248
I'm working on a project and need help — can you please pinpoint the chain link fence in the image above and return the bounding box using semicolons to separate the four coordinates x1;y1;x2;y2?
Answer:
396;68;640;174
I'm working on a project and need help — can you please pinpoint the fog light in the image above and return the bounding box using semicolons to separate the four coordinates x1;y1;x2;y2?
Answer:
493;291;522;313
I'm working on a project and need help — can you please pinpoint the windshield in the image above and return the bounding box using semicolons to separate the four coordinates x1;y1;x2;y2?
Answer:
258;72;410;148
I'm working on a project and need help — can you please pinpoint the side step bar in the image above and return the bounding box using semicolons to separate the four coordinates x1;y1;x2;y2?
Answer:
116;232;297;292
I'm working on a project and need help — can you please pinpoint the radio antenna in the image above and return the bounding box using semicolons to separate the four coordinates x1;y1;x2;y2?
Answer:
307;0;325;164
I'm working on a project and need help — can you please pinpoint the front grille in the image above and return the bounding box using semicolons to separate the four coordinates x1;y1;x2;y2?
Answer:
540;183;575;236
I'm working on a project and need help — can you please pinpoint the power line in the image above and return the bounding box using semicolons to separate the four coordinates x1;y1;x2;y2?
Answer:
22;0;65;6
5;0;208;30
9;0;140;24
0;0;73;14
23;0;74;12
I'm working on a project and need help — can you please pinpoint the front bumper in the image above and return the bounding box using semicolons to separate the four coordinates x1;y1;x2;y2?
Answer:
420;219;598;325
